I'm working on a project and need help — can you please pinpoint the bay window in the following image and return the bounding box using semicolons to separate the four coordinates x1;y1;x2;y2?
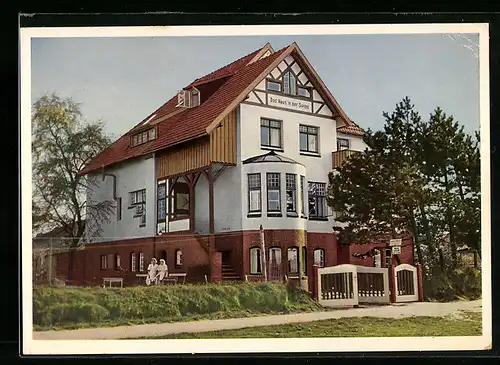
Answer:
308;182;327;220
300;175;306;217
266;173;281;215
286;173;297;215
248;173;262;214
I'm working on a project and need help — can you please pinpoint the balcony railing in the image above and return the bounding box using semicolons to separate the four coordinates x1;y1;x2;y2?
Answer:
332;149;357;169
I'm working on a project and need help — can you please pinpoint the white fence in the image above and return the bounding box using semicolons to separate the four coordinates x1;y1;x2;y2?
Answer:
394;264;418;303
317;264;394;307
317;264;358;307
356;266;390;304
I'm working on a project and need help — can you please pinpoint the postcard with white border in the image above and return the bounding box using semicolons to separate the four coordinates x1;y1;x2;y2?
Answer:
21;23;491;355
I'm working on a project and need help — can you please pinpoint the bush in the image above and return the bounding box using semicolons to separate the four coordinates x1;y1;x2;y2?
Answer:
424;266;481;302
33;282;320;328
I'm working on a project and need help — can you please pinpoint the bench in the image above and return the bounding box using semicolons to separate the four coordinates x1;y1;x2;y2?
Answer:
103;277;123;288
165;273;187;284
135;273;187;285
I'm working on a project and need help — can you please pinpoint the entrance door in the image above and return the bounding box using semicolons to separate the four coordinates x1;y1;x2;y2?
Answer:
268;247;282;282
221;251;231;265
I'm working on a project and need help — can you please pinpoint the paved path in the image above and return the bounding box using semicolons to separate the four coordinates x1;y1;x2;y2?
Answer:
33;299;482;340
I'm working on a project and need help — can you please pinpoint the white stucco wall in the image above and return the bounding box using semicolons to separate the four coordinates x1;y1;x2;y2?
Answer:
86;155;156;242
238;103;337;233
336;132;369;152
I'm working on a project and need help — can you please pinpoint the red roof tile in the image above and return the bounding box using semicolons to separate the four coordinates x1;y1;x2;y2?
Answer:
79;46;287;176
337;124;365;136
187;47;262;88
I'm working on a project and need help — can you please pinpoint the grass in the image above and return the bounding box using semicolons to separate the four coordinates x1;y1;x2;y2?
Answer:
141;311;482;339
33;282;322;331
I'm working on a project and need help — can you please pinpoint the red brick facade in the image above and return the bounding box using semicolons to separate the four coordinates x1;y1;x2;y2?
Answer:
53;230;413;290
337;234;414;267
54;234;210;286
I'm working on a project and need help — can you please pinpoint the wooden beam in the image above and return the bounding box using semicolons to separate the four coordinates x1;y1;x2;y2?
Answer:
189;179;195;232
208;167;215;234
168;176;179;195
213;165;227;182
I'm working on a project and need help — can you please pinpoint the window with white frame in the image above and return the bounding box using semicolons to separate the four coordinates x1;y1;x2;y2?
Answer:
337;138;350;151
308;182;327;220
115;254;121;269
313;249;325;268
286;174;297;214
297;86;311;98
385;248;392;268
267;79;282;92
300;175;305;216
157;180;167;233
283;71;297;95
248;173;262;214
374;249;381;268
300;125;319;153
131;127;157;147
250;247;262;274
100;255;108;270
261;118;282;149
287;247;298;274
176;249;183;267
267;173;281;214
131;252;136;272
130;189;146;206
139;252;145;272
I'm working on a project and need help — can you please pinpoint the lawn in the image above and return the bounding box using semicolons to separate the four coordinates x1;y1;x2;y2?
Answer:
33;282;322;331
143;311;482;339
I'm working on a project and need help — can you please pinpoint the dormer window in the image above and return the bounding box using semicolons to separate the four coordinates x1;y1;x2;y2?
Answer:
176;87;200;108
131;127;157;147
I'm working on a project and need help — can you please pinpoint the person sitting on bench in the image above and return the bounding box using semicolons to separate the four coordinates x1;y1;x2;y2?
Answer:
157;259;168;283
146;258;158;286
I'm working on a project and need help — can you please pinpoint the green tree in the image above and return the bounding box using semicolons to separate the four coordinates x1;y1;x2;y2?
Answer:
32;93;114;281
327;97;480;275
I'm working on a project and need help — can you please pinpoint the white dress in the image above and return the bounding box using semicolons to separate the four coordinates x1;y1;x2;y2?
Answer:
146;263;158;285
157;264;168;282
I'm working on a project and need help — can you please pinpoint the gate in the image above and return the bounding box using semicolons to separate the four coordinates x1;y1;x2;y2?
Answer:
394;264;418;303
317;264;358;307
356;266;390;304
315;264;413;307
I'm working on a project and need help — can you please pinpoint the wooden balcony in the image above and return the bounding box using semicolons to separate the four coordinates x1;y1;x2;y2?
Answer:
332;149;357;169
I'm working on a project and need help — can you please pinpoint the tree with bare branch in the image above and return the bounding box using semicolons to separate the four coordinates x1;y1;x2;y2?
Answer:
32;93;114;281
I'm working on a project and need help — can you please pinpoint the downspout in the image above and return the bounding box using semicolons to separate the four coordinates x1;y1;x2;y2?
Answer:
101;167;117;200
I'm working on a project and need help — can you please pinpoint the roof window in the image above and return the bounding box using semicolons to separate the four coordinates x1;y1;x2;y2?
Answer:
176;88;200;108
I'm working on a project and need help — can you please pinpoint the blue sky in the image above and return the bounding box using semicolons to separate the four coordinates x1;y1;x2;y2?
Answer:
31;33;480;139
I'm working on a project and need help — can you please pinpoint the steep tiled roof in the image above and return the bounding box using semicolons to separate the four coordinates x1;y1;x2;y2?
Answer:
79;45;287;176
337;124;365;136
187;47;263;87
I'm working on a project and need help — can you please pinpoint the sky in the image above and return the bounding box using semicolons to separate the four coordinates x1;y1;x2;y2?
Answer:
31;33;480;139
